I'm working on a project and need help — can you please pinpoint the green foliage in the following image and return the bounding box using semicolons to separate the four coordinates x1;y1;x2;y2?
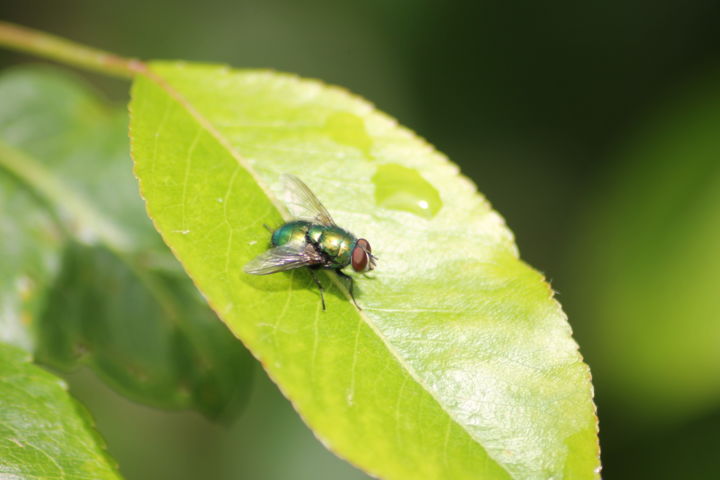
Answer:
0;67;253;420
130;62;599;479
569;75;720;422
0;342;122;479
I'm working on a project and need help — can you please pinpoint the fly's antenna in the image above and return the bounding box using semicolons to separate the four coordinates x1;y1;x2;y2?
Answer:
369;253;378;268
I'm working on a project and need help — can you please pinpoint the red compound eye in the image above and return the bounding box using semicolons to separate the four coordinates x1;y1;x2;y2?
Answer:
355;238;371;253
351;245;369;272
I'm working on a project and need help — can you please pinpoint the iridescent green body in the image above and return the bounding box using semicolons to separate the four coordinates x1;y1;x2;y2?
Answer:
271;220;357;269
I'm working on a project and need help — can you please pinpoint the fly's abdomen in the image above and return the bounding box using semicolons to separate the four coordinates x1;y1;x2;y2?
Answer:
271;220;311;246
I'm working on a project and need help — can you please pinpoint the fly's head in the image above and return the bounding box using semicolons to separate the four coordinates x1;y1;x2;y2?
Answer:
351;238;376;273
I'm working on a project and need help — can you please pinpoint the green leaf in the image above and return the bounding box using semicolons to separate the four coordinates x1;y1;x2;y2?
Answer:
130;63;599;479
0;341;122;479
0;67;252;420
568;74;720;422
0;149;63;352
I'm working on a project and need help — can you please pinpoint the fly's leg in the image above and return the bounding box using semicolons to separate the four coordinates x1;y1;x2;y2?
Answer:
309;269;326;311
336;270;361;310
263;223;273;232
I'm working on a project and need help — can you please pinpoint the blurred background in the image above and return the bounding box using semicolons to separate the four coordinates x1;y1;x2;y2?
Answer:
3;0;720;478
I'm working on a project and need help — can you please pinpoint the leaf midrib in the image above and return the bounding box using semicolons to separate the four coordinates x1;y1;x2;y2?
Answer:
0;140;131;250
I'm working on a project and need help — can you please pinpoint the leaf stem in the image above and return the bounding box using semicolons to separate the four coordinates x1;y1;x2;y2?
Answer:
0;21;146;78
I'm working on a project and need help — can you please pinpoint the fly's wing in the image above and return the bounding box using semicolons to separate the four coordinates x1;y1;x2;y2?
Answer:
281;174;336;226
243;242;324;275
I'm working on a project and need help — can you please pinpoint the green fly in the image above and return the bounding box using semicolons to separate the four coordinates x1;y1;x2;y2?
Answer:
244;174;376;310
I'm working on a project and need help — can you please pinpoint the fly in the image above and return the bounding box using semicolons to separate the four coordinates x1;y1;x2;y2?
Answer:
244;174;376;310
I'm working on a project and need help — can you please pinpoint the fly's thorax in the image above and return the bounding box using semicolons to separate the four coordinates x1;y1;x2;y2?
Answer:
314;225;356;267
271;220;312;246
306;224;325;245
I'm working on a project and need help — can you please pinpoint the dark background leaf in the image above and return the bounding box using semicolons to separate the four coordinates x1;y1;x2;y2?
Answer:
0;342;122;479
562;73;720;476
0;67;252;420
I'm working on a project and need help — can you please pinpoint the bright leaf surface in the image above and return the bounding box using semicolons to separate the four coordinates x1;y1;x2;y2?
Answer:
130;63;599;479
0;342;122;479
0;67;252;420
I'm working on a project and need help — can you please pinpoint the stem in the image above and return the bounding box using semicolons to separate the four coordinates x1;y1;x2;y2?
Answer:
0;21;146;78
